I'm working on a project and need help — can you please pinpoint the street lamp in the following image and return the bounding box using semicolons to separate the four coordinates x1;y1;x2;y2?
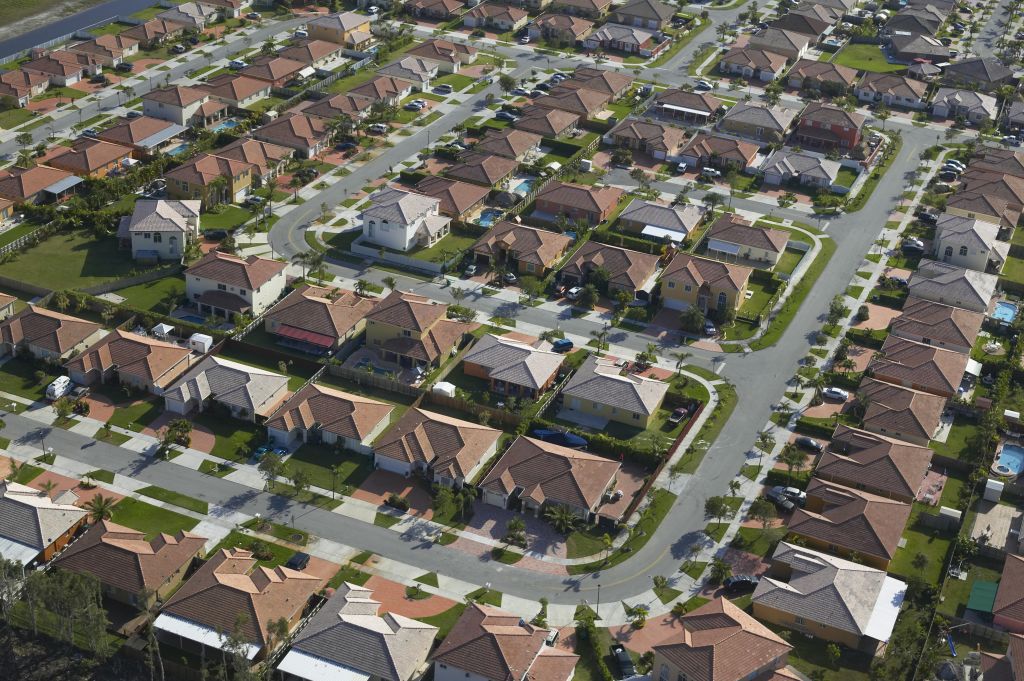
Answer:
596;583;601;618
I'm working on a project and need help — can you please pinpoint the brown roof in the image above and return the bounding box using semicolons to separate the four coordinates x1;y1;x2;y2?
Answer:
350;75;414;101
655;89;723;115
787;59;858;86
302;92;374;120
413;176;490;216
472;221;572;269
720;47;788;72
265;284;376;341
122;18;187;42
856;72;927;100
142;85;208;107
185;251;286;290
552;0;612;13
538;180;622;215
277;39;344;64
240;55;308;83
374;408;501;480
961;170;1024;209
788;479;912;562
407;0;464;13
858;377;946;443
996;556;1024;627
568;67;634;96
480;436;619;511
65;329;192;387
0;165;76;201
265;382;393;442
680;132;760;166
379;318;474;363
980;634;1024;681
93;33;140;51
164;152;255;187
560;239;658;290
52;520;206;595
536;86;611;116
198;74;271;103
817;425;933;501
651;597;791;681
705;213;789;254
97;116;177;147
365;290;446;332
445;152;518;186
512;108;580;137
474;128;542;159
0;69;47;97
608;118;686;155
890;297;984;350
252;113;330;150
973;147;1024;180
534;13;595;37
47;138;132;174
799;102;865;129
0;293;15;311
214;137;294;176
867;335;970;396
947;191;1021;225
162;547;321;649
660;253;751;293
0;305;101;355
406;39;477;64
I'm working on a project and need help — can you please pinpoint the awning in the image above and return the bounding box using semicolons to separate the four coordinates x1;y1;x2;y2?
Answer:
44;176;83;194
966;580;998;614
139;123;187;150
863;576;906;643
154;613;261;660
0;536;40;565
641;225;685;243
659;104;709;116
277;650;372;681
276;324;334;348
707;238;741;255
965;358;983;377
298;66;316;79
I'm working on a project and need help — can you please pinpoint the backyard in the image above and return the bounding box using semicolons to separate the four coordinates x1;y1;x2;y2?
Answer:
113;276;184;312
1;232;151;290
888;502;953;584
936;556;1003;618
405;230;479;264
833;44;906;73
930;415;980;460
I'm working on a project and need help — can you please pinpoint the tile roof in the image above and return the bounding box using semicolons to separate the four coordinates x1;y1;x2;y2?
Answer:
799;101;865;129
972;147;1024;179
265;383;393;443
769;11;831;37
979;634;1024;681
619;199;703;236
615;0;674;21
680;132;760;166
121;18;187;41
406;39;477;64
551;0;612;13
362;187;441;226
65;330;192;387
933;87;998;118
163;152;255;187
562;354;668;416
654;89;723;115
564;67;635;95
413;176;490;216
705;213;789;254
787;59;858;86
374;408;501;480
749;27;810;53
466;3;528;22
890;33;949;59
309;11;369;31
365;290;446;332
588;23;658;47
818;425;933;501
995;555;1024;625
214;137;294;176
935;213;1001;253
301;92;374;120
859;377;947;443
378;56;440;83
907;260;998;312
560;238;658;290
0;305;101;355
512;107;580;136
0;165;77;201
475;128;542;159
720;102;797;132
198;74;271;103
462;334;563;390
277;39;344;64
165;355;288;417
0;481;86;553
266;284;376;342
446;152;519;186
538;181;623;216
761;147;840;183
117;199;200;241
185;251;286;290
890;297;984;350
533;13;595;37
945;56;1013;83
471;221;572;269
252;113;330;150
867;335;970;396
536;86;611;116
239;55;308;83
856;73;927;100
97;115;178;146
960;169;1024;209
142;85;208;107
0;69;48;96
720;47;788;72
47;138;133;174
608;118;686;154
660;253;751;293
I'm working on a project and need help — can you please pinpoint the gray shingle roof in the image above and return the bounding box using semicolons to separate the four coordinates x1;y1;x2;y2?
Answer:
362;187;441;225
0;481;86;553
618;199;703;236
164;355;287;417
561;355;668;416
907;260;998;312
462;334;564;390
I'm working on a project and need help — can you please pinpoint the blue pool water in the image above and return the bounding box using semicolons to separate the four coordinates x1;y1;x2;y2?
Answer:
477;209;502;227
998;444;1024;476
356;358;390;375
165;143;189;156
178;314;205;325
514;178;535;194
993;300;1019;324
211;119;240;132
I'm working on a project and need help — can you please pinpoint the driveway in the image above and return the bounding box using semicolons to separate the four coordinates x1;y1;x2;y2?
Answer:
353;471;434;519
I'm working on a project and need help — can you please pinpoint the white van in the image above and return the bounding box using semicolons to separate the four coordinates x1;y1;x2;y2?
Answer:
46;376;72;401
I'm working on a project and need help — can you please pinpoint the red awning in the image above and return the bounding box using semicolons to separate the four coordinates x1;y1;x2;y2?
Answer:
275;325;334;348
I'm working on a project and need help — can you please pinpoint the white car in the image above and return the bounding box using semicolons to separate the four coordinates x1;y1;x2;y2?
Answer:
695;79;713;90
46;376;72;401
566;286;583;300
411;98;427;107
822;387;850;401
368;123;389;134
294;29;308;38
228;59;247;69
369;5;380;11
519;36;530;44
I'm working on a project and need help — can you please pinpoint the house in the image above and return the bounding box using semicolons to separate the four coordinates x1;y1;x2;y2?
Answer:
769;11;831;38
116;199;200;262
907;61;942;81
278;583;438;681
97;116;186;157
0;305;104;360
718;102;797;145
0;198;12;223
406;39;477;73
307;12;374;50
818;425;934;503
535;181;624;225
264;283;375;354
405;0;464;20
68;35;138;66
1006;102;1024;135
198;74;272;109
753;543;907;654
445;152;518;188
536;86;611;118
651;598;792;681
994;555;1024;634
511;0;553;12
611;0;674;30
719;47;788;82
350;75;415;106
794;102;865;150
907;260;998;313
360;187;452;252
164;153;254;206
121;18;187;49
886;4;944;35
51;521;206;608
364;291;475;372
157;1;221;29
414;176;489;219
65;330;195;394
373;408;501;487
583;24;662;56
0;294;15;321
867;335;971;397
470;220;573;277
480;435;620;520
251;113;331;158
432;604;578;681
513;107;580;137
967;147;1024;180
678;132;760;172
564;68;635;98
462;333;563;399
855;73;928;109
787;478;912;570
704;213;789;266
215;138;294;185
558;240;658;299
185;251;287;318
617;199;703;244
890;34;950;63
890;297;984;354
46;138;133;178
786;59;858;94
944;56;1013;91
529;14;595;44
464;3;529;31
154;548;322;662
239;56;313;89
605;118;686;161
789;1;845;24
858;377;947;446
977;633;1024;679
932;88;998;123
561;355;669;428
142;86;216;126
277;39;346;68
0;165;81;204
22;51;99;86
202;0;251;18
659;253;751;314
301;92;374;122
550;0;612;19
266;383;393;454
378;56;439;89
652;89;723;125
0;70;48;106
933;212;1006;272
0;481;87;566
946;192;1021;230
960;169;1024;212
748;27;810;60
163;355;289;421
761;147;841;189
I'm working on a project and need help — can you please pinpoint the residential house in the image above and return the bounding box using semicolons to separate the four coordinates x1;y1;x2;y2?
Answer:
652;89;723;125
933;212;1006;272
769;11;831;38
907;260;999;313
651;598;792;681
0;165;81;204
202;0;250;18
753;543;907;653
944;58;1016;90
550;0;612;19
717;102;797;145
378;56;439;90
583;24;662;56
704;213;790;266
0;70;48;106
535;181;624;225
890;34;950;63
960;169;1024;212
786;59;859;94
185;250;287;318
51;521;206;608
463;4;529;32
611;0;674;30
121;18;187;49
68;34;138;66
46;138;133;178
605;118;686;161
360;187;451;252
198;74;272;109
154;548;322;662
761;147;841;188
659;253;751;314
855;73;928;109
142;86;216;126
432;604;578;681
277;40;345;68
266;383;393;454
251;113;331;158
164;153;254;206
22;50;100;86
787;478;912;570
748;27;810;60
511;0;553;12
157;1;221;29
513;107;580;137
558;240;659;299
65;330;195;394
1006;101;1024;135
994;554;1024;634
301;92;374;121
163;355;289;422
886;4;944;34
264;284;376;354
793;102;865;150
413;176;490;219
0;305;104;361
678;132;760;172
470;220;573;277
239;56;313;88
445;152;518;189
373;408;501;487
790;2;845;24
0;481;87;566
536;86;611;118
474;128;541;162
818;425;934;503
868;335;971;398
0;294;15;321
946;191;1021;230
363;291;475;373
907;61;942;81
278;583;438;681
350;75;415;106
307;12;375;51
406;39;477;73
97;116;186;157
858;377;947;446
617;198;704;244
116;199;200;262
932;88;998;123
480;435;620;520
977;633;1024;679
0;198;12;223
529;14;595;44
560;355;669;428
405;0;465;20
719;47;788;82
567;68;635;98
889;297;984;354
462;333;563;399
215;138;293;185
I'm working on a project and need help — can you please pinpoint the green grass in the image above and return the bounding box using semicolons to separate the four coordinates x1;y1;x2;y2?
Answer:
285;443;373;496
208;530;294;567
0;222;41;249
835;166;859;188
405;230;478;264
655;585;683;604
0;436;11;450
678;595;710;614
682;561;707;580
929;415;980;460
773;249;803;277
202;205;254;231
243;518;309;545
0;356;56;400
98;394;163;432
136;485;208;514
86;469;115;484
417;603;467;640
199;459;234;477
491;547;522;564
566;529;609;559
937;556;1003;618
741;465;761;481
704;522;728;542
414;572;439;587
434;73;476;91
190;411;262;462
212;346;310;391
846;135;902;213
10;464;43;484
846;285;865;299
329;563;372;588
113;276;185;312
568;490;678;575
772;623;872;681
466;587;502;606
888;502;952;584
374;512;401;528
0;107;36;130
672;382;737;475
730;526;783;557
833;43;906;73
110;497;198;541
33;87;85;102
1;232;154;290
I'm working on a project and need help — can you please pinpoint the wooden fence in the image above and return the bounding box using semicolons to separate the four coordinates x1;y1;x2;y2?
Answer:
325;364;424;398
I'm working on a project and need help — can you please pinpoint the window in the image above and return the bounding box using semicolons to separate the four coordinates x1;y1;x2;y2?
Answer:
795;616;805;625
403;330;411;337
592;402;601;410
717;292;727;309
153;233;162;243
632;413;640;420
658;665;669;681
217;284;227;291
959;246;968;257
684;284;691;292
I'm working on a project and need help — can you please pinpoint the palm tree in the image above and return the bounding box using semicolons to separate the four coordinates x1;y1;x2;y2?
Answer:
305;250;325;284
265;176;278;213
702;192;722;213
382;276;397;291
589;325;610;357
778;444;806;484
84;494;115;522
671;351;691;378
38;480;58;498
544;504;579;534
354;279;369;296
291;251;312;279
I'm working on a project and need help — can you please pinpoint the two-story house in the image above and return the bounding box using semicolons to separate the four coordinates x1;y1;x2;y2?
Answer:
363;291;475;373
164;153;255;207
470;221;573;277
251;113;331;159
793;102;865;150
184;251;287;319
117;199;201;262
610;0;674;29
307;11;375;50
659;253;752;315
142;86;218;126
933;212;1006;272
360;187;452;252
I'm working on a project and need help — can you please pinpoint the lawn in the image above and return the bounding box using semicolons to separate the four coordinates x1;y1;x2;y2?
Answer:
737;279;777;319
0;222;41;249
417;604;467;640
0;356;57;400
835;166;859;188
566;528;609;559
433;72;475;92
937;556;1003;618
0;108;36;130
113;276;184;312
105;397;163;431
329;562;372;588
33;87;86;101
245;95;286;114
242;518;308;545
730;526;784;557
930;415;980;460
190;411;263;462
208;530;294;567
771;623;872;681
214;345;314;391
11;464;43;484
110;497;199;540
136;485;209;514
202;205;254;231
773;249;803;277
671;382;737;475
285;443;373;496
567;490;676;575
833;43;906;73
888;502;953;584
466;587;502;606
1;232;153;290
406;230;479;264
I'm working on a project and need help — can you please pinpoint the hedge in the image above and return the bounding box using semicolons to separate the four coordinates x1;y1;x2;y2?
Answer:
794;417;834;439
845;327;887;350
399;169;429;185
530;417;666;468
764;468;812;489
591;229;664;255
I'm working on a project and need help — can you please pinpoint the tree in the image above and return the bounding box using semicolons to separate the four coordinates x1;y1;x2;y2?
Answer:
544;504;579;534
652;575;668;593
728;479;741;497
777;191;797;209
875;104;890;130
635;343;657;370
433;486;455;518
748;497;776;530
704;495;730;526
258;452;283;491
826;643;841;669
777;443;806;483
764;80;782;106
602;533;613;561
611;146;633;166
15;132;32;147
827;294;849;326
52;290;69;312
498;73;516;93
291;251;314;279
84;494;115;522
629;167;650;193
670;351;691;377
679;306;705;334
708;557;730;585
382;275;397;291
504;516;526;546
38;480;58;497
589;325;610;356
578;284;598;310
290;467;311;497
355;279;370;296
52;396;74;421
755;429;776;461
702;192;722;213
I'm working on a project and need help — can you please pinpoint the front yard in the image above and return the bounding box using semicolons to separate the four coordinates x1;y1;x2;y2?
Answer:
110;497;199;540
406;230;479;264
0;356;57;401
285;443;373;495
1;232;152;290
433;72;476;92
191;411;263;462
202;205;255;231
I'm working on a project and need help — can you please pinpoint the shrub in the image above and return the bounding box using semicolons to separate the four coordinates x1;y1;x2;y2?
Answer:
856;305;869;322
386;493;410;511
249;539;274;561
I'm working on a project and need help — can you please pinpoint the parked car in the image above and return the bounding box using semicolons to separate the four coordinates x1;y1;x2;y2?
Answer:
723;575;760;593
404;102;423;111
369;5;380;12
46;376;72;401
434;84;453;94
229;59;247;69
203;229;229;241
188;35;200;44
519;35;530;44
902;237;925;253
115;62;133;72
551;338;574;353
566;285;583;300
245;11;261;18
780;486;807;507
294;29;309;38
531;429;588;448
82;128;99;137
1004;136;1022;147
502;271;517;284
285;552;310;570
126;110;142;118
794;436;823;452
510;87;529;96
610;644;636;679
529;89;545;98
765;487;795;512
250;445;271;462
463;263;477;277
335;141;357;151
938;170;959;182
668;406;690;424
171;44;187;54
89;74;108;84
915;211;938;225
945;159;966;171
367;123;389;134
695;79;713;90
699;167;722;179
822;386;849;401
703;320;717;337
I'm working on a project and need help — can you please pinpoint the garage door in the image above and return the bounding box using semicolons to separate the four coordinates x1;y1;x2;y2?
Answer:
374;454;410;476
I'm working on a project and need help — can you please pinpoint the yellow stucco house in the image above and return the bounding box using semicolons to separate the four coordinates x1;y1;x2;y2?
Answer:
364;290;474;372
559;355;668;428
306;12;374;51
659;253;752;314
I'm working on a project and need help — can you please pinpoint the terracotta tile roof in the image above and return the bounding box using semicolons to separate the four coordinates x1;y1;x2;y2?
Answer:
961;169;1024;209
908;260;999;313
749;27;810;54
198;74;271;103
562;354;668;416
973;147;1024;180
0;69;47;98
65;329;192;388
351;75;414;101
278;39;344;64
52;520;206;595
142;85;208;107
122;18;187;41
980;634;1024;681
720;47;788;72
185;251;286;290
0;165;76;201
533;13;594;38
462;333;564;390
0;293;15;311
385;319;473;363
0;305;101;355
480;436;619;511
552;0;612;14
536;86;610;116
652;597;791;681
266;383;393;442
413;176;490;216
93;32;140;51
365;290;446;332
471;221;572;269
867;335;970;396
252;113;330;151
302;92;374;120
654;89;723;115
995;555;1024;624
47;138;132;174
407;0;465;14
265;284;375;341
817;425;933;501
445;152;518;186
240;55;308;83
788;479;912;562
787;59;858;86
680;132;760;166
538;180;622;215
406;39;477;64
660;253;751;293
858;377;946;443
608;118;686;155
799;101;865;129
164;152;254;187
720;101;797;132
856;72;927;100
567;67;634;96
705;213;789;254
946;191;1020;225
890;297;983;350
309;11;369;32
97;115;177;146
475;128;542;159
512;108;580;136
214;137;293;176
0;480;87;553
615;0;674;21
466;3;528;22
374;408;501;480
560;239;658;290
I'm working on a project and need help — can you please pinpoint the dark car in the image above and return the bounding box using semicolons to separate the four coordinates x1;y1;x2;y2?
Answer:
188;35;200;44
794;436;823;452
723;575;760;593
551;338;574;353
766;487;795;512
285;552;310;570
610;644;636;679
668;406;690;424
916;211;938;225
938;170;959;182
203;229;229;241
115;62;133;72
335;141;357;151
531;429;588;449
535;82;550;91
89;74;108;84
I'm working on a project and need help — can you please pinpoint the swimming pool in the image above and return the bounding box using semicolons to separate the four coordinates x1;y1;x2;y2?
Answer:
996;443;1024;476
211;119;240;132
177;314;205;325
993;300;1019;324
477;209;502;228
514;178;535;194
356;358;391;376
165;143;190;156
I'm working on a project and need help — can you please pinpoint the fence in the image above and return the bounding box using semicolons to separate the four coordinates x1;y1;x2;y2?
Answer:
82;263;183;296
0;273;51;298
0;225;47;257
349;237;446;274
325;363;424;398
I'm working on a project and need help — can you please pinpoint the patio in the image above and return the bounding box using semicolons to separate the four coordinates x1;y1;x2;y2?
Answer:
971;501;1022;554
556;407;608;430
342;347;424;385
